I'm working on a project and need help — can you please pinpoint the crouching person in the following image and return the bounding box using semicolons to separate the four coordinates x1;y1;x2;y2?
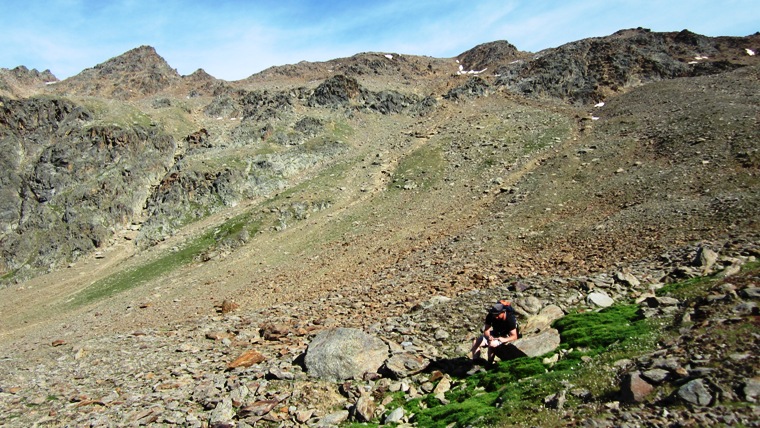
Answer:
471;300;519;366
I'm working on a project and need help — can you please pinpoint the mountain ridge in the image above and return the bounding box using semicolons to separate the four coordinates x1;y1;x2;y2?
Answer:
0;27;758;427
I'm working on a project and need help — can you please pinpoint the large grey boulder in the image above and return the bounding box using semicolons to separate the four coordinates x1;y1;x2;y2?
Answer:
494;328;561;360
305;328;389;382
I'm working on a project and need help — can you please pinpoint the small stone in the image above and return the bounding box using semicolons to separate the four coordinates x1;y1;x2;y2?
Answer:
743;377;760;402
319;410;349;426
385;407;405;424
621;371;654;403
587;292;614;308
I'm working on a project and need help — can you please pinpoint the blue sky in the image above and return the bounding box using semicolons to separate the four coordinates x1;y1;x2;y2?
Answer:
2;0;758;81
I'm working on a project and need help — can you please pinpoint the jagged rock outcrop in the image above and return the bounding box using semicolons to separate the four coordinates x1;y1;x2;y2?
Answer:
0;66;58;98
0;96;175;279
497;28;760;103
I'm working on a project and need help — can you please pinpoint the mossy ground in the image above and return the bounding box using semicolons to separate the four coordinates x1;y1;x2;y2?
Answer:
367;303;658;428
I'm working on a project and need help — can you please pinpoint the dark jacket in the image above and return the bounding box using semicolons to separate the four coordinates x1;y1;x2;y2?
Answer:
485;310;517;337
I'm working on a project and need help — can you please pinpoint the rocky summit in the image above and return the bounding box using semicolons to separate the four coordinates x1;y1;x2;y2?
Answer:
0;28;759;427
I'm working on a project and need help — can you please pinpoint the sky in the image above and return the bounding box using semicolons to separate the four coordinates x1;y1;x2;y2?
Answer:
2;0;758;81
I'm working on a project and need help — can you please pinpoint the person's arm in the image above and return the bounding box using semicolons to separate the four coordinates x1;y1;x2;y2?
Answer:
483;324;494;340
496;328;518;344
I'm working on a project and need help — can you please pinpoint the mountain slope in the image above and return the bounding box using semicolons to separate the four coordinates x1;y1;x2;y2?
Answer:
0;28;758;427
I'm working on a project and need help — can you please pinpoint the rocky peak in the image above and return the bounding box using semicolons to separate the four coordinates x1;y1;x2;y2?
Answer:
184;68;216;82
456;40;524;72
51;45;181;100
93;45;175;75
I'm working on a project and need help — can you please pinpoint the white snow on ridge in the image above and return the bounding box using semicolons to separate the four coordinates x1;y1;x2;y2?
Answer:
594;102;605;108
746;48;755;56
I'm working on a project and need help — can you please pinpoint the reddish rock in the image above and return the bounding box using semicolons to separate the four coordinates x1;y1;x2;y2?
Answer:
227;349;266;369
621;371;654;403
219;300;239;314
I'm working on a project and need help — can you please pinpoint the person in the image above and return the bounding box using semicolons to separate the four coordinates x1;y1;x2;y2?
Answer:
471;300;519;366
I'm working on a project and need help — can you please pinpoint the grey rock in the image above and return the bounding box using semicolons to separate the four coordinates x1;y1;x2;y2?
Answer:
677;379;712;406
318;410;349;426
739;287;760;299
587;292;615;308
383;353;430;379
544;389;567;410
693;247;719;271
384;406;405;424
209;398;235;424
495;328;561;360
304;328;389;382
641;368;670;384
615;271;641;287
522;304;564;334
516;296;543;315
743;377;760;402
353;394;376;422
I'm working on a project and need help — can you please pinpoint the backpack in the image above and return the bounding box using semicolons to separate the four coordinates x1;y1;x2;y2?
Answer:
489;299;522;338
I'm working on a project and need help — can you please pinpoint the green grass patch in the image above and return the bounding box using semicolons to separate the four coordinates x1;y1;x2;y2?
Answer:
65;212;261;308
388;143;445;192
553;305;650;353
376;304;657;427
655;276;713;300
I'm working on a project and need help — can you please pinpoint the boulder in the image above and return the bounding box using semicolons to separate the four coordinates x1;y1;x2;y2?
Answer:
515;296;542;315
693;246;719;271
521;304;565;334
615;271;641;287
743;377;760;402
318;410;349;426
305;328;389;382
494;328;561;360
677;378;713;406
384;407;405;424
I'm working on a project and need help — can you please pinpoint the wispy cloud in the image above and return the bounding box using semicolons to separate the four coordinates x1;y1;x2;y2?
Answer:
1;0;757;80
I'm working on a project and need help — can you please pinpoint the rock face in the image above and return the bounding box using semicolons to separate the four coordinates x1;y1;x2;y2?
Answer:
0;66;57;98
0;96;176;277
304;328;389;382
497;28;760;103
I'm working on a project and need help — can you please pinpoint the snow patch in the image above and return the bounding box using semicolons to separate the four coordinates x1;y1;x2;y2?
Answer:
594;102;605;108
384;54;393;59
457;66;487;76
746;48;756;56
